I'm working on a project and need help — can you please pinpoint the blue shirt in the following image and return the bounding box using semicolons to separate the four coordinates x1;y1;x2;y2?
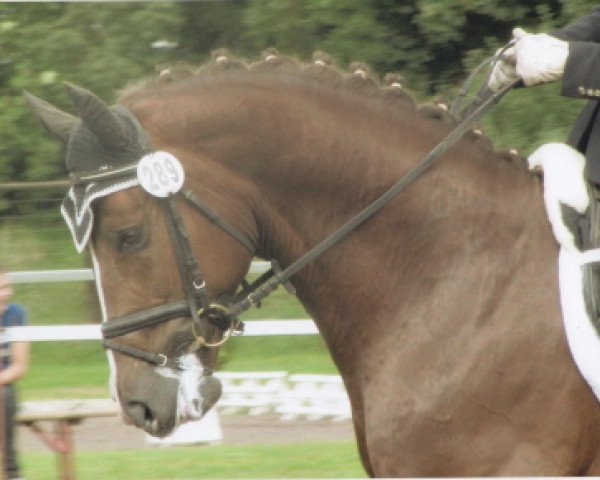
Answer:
1;304;27;370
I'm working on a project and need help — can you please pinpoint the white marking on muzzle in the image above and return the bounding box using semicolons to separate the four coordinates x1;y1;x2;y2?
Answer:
156;353;209;423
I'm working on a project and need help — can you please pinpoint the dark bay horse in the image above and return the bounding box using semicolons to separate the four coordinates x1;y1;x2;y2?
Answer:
26;53;600;476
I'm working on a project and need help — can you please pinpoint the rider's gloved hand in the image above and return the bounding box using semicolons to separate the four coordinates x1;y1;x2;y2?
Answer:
488;45;518;92
513;27;568;86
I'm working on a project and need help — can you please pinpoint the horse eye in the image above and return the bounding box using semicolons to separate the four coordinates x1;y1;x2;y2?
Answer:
115;226;147;252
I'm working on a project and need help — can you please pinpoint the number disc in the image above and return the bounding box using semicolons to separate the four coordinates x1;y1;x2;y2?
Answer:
137;151;185;197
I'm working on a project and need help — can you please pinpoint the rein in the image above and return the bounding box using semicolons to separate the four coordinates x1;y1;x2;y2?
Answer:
98;51;519;370
226;78;520;319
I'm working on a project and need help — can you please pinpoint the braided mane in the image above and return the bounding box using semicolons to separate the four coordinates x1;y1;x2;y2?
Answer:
119;48;528;171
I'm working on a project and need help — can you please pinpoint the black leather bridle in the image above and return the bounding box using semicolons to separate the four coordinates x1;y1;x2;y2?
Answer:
70;164;259;370
83;48;518;371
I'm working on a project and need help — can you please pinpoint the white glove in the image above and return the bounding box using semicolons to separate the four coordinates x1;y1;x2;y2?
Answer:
513;27;568;86
488;46;518;92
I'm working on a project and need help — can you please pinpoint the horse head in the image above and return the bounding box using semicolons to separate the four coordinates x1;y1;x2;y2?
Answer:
26;83;256;437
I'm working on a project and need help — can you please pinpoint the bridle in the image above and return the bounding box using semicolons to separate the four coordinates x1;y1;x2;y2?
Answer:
81;47;518;371
70;162;258;370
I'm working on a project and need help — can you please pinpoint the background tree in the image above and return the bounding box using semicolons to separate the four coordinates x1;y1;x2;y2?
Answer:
0;0;598;195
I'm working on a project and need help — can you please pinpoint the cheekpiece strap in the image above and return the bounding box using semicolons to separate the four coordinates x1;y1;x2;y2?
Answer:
162;195;211;314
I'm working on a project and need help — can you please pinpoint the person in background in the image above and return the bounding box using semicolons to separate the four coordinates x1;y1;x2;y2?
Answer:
0;268;29;480
489;6;600;182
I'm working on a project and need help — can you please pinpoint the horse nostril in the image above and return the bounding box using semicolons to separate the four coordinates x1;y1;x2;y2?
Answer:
126;401;158;433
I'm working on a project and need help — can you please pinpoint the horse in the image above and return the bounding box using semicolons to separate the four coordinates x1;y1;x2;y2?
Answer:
25;51;600;476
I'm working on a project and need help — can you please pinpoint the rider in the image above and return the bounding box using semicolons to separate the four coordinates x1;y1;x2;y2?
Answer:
489;6;600;183
490;7;600;317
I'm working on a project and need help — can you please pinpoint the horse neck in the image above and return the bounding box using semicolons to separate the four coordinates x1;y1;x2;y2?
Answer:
129;78;550;361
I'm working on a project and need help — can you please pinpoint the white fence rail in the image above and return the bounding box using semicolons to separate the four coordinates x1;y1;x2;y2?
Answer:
5;320;318;342
7;261;271;284
5;261;318;341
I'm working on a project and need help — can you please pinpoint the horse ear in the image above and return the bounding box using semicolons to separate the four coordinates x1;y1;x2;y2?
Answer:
23;90;78;144
63;82;129;148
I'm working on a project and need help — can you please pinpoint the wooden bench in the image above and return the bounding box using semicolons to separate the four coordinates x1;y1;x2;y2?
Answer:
17;398;119;480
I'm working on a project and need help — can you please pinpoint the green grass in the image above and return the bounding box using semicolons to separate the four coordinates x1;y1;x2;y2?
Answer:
22;441;364;479
0;216;85;270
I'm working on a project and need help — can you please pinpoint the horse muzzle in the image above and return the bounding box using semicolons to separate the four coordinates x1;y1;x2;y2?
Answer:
122;373;222;437
172;353;222;431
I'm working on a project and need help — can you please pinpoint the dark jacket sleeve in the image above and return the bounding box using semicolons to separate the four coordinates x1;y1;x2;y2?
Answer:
553;7;600;42
551;8;600;100
561;42;600;98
